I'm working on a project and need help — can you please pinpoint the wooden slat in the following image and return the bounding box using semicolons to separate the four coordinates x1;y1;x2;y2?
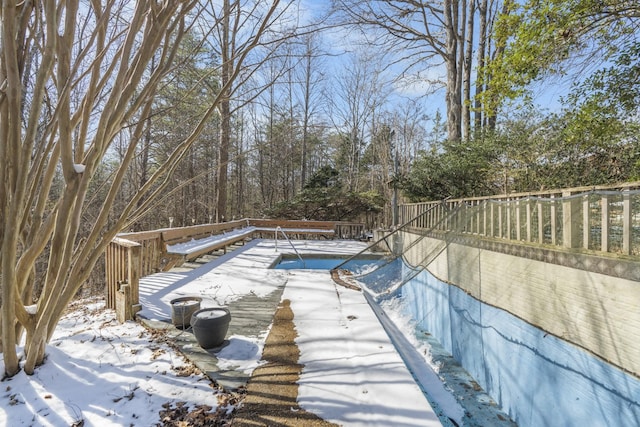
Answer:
623;191;632;255
601;195;609;252
128;245;141;305
117;230;163;242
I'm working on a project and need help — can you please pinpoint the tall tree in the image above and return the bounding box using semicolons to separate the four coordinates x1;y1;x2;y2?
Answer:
142;34;221;228
474;0;488;129
201;0;301;221
217;0;232;222
328;50;389;190
334;0;505;140
295;33;327;189
0;0;282;377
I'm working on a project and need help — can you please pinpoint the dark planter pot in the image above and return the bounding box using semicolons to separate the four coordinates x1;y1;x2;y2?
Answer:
170;296;202;328
190;307;232;349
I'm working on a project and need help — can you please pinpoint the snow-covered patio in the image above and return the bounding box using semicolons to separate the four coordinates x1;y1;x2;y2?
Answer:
137;238;457;426
2;238;474;427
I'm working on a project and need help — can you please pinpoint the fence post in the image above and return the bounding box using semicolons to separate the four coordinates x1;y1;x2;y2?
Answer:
498;202;503;238
601;194;609;252
551;195;557;245
490;202;496;238
516;199;522;241
623;190;632;255
526;199;532;242
105;237;141;317
116;283;132;323
562;191;581;248
507;199;512;239
128;244;141;307
583;194;591;250
482;202;487;236
537;201;544;243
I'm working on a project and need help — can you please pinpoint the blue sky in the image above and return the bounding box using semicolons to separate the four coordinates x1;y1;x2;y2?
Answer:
294;0;573;121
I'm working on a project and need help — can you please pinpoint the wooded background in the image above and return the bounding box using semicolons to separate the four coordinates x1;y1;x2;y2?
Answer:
111;0;640;230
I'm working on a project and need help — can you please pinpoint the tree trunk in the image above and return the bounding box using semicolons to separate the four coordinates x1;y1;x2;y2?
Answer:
1;234;20;376
235;118;245;217
475;0;488;131
301;39;313;189
486;1;510;131
444;0;463;141
463;0;475;140
217;0;231;222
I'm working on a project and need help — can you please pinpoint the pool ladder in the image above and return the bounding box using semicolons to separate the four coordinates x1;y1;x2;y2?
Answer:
274;226;306;268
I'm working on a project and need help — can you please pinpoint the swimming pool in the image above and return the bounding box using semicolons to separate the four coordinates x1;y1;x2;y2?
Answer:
273;255;383;271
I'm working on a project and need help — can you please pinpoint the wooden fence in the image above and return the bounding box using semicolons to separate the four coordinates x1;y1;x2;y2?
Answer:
105;237;142;313
399;182;640;257
104;219;365;313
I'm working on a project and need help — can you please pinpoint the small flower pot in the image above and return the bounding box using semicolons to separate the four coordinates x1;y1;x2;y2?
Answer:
190;307;231;349
170;296;202;328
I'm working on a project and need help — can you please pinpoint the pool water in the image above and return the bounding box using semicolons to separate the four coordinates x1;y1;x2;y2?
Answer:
273;255;382;271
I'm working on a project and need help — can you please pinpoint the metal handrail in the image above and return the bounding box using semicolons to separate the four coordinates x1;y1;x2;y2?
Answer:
274;226;306;268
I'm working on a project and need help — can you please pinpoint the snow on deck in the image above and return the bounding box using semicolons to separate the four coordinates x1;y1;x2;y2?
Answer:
165;226;335;256
165;227;256;255
138;239;454;426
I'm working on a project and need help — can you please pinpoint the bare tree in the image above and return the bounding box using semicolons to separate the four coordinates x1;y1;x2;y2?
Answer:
328;50;390;191
333;0;504;141
217;0;232;222
296;33;327;189
0;0;282;377
474;0;489;130
197;0;304;221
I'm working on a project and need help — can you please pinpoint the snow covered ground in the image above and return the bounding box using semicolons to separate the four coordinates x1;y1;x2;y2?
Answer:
1;300;231;426
2;239;464;426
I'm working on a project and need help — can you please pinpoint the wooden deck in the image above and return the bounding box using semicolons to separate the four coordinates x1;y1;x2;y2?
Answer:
105;219;365;321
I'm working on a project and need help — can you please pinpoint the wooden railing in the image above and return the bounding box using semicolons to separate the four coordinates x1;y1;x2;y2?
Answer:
335;222;368;239
104;219;365;314
158;219;249;246
399;182;640;257
105;237;142;314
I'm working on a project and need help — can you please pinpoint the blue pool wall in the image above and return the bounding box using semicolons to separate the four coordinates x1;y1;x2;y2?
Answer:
356;258;404;294
397;267;640;427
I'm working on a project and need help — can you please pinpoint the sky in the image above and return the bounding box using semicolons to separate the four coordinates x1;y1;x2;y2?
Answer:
296;0;572;121
1;239;464;427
